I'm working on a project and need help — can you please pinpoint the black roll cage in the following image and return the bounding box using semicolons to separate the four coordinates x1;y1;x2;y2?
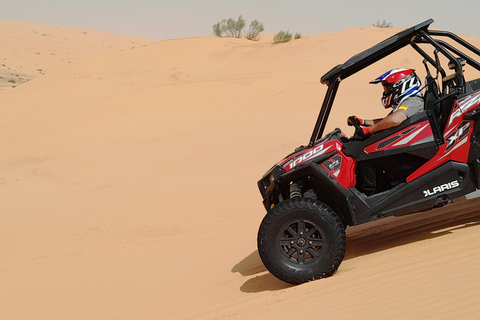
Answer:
309;18;480;147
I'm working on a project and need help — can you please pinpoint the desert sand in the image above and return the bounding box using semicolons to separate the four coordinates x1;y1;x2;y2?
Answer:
0;21;479;319
0;20;154;90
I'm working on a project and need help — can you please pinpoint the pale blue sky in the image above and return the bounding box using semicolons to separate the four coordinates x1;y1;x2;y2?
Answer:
1;0;479;40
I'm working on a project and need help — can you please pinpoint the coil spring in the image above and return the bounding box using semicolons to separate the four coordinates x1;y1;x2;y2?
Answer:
290;182;302;198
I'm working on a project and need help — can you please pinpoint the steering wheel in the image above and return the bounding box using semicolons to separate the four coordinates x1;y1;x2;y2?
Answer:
347;117;362;131
347;117;369;141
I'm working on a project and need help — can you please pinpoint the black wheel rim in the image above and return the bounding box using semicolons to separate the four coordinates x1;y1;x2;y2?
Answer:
279;219;326;265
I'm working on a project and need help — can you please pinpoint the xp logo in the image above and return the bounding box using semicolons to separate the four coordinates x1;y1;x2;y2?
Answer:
423;180;459;197
445;121;470;151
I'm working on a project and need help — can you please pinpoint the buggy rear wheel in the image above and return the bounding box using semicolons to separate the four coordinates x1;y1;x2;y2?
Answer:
257;198;346;284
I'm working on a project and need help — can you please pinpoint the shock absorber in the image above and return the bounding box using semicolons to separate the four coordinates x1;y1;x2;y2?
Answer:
290;181;302;198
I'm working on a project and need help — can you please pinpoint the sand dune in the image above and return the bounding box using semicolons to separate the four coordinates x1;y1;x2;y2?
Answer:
0;20;154;90
0;21;479;319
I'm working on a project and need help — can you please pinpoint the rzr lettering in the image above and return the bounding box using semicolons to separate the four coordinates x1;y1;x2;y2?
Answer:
458;92;480;112
448;93;480;126
448;107;462;127
423;180;459;197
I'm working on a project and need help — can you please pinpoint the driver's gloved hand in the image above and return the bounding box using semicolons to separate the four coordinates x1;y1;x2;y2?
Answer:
347;116;366;126
354;126;373;140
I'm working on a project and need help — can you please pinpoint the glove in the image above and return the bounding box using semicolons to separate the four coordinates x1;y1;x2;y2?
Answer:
353;126;373;140
347;116;366;127
362;126;372;136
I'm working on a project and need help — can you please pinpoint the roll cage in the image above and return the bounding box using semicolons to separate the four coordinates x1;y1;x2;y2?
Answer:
310;18;480;146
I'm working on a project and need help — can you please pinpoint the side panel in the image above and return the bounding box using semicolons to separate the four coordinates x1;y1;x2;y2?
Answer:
407;92;480;182
353;161;476;224
363;120;433;154
321;153;356;189
343;112;438;162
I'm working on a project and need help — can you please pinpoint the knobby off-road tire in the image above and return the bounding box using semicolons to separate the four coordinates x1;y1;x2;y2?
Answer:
257;198;346;285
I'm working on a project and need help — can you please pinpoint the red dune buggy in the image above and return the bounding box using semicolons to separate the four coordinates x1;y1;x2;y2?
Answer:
257;19;480;284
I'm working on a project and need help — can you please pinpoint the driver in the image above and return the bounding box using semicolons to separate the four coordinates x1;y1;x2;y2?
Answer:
348;68;425;196
348;68;424;138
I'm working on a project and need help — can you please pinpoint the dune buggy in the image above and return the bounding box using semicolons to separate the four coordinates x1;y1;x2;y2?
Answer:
257;19;480;284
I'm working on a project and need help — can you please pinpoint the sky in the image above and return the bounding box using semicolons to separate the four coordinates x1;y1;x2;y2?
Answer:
1;0;480;41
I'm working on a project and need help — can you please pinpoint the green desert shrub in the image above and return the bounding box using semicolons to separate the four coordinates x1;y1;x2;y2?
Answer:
213;15;246;38
212;22;222;37
373;20;393;28
245;20;264;41
273;31;293;44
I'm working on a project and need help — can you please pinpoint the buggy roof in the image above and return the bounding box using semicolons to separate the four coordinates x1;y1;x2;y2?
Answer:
320;19;434;86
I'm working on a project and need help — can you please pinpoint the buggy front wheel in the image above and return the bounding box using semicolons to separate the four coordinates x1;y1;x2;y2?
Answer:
257;198;346;285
